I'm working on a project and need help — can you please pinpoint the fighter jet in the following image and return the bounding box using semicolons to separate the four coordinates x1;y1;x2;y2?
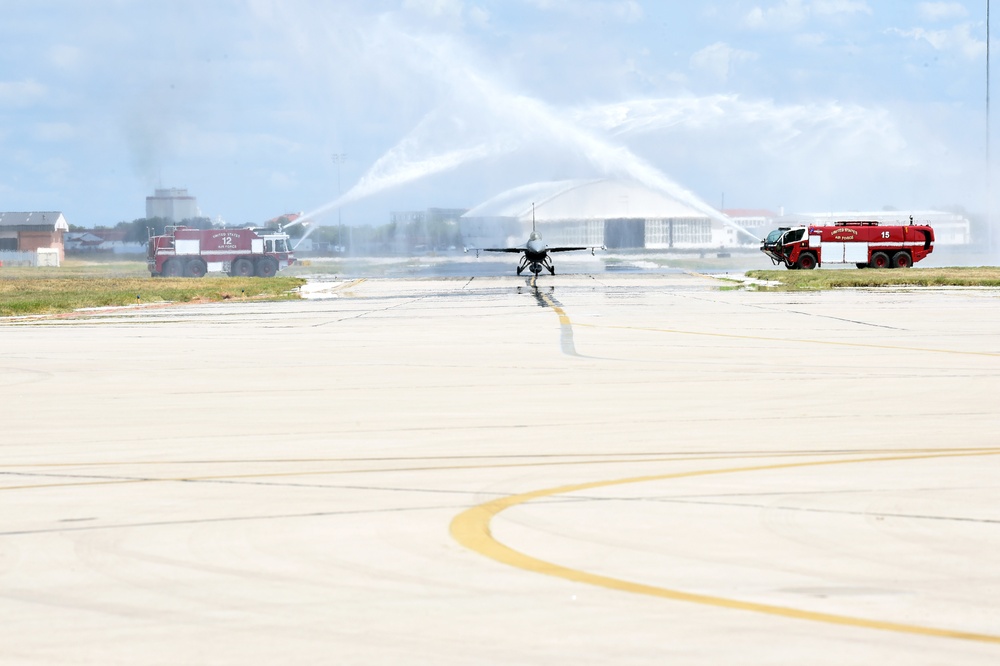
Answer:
468;205;603;276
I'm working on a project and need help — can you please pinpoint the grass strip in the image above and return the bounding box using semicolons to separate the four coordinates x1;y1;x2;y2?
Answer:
0;276;305;317
746;267;1000;290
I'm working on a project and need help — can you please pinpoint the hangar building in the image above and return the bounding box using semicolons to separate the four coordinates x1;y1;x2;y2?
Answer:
460;179;744;250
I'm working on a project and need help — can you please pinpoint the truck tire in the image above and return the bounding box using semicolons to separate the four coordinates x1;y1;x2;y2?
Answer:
162;259;183;277
891;251;912;268
184;258;207;278
231;257;254;277
796;253;817;270
855;263;868;269
255;257;278;278
870;251;890;268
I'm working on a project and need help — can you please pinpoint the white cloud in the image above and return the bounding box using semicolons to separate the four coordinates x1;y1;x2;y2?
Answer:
467;6;491;28
690;43;758;83
33;122;76;142
889;23;986;60
794;32;827;47
744;0;808;30
267;170;298;190
0;80;47;108
916;2;968;22
576;95;900;147
403;0;464;19
812;0;871;16
567;95;975;212
521;0;643;22
745;0;870;30
48;44;83;70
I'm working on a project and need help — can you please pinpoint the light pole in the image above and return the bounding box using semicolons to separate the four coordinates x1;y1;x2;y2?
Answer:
331;153;347;249
987;0;992;253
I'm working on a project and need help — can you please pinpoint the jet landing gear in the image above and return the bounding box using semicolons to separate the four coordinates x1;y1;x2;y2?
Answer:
517;256;555;275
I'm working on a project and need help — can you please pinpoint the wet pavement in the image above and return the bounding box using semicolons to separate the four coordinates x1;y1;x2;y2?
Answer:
2;273;1000;664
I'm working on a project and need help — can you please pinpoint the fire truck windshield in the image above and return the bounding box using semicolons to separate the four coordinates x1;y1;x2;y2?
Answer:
764;230;783;244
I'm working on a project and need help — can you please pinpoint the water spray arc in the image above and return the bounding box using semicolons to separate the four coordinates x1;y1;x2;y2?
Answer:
331;153;347;228
290;20;757;248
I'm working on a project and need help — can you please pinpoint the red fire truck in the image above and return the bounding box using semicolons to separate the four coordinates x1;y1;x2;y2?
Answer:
760;220;935;269
147;226;295;278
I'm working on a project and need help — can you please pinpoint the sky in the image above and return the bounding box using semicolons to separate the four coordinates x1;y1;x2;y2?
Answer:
0;0;995;228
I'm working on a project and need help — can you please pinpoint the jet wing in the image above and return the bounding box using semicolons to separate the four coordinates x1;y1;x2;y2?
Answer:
549;245;607;253
481;247;527;253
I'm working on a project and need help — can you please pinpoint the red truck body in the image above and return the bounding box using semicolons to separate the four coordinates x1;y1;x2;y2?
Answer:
761;221;935;269
147;226;295;277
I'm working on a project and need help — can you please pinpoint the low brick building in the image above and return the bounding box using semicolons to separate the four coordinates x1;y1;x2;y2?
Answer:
0;212;69;262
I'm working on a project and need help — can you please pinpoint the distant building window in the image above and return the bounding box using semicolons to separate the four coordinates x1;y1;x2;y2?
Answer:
0;238;16;251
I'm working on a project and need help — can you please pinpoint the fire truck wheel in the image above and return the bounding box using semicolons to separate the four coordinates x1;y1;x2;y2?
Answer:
231;258;254;277
796;253;817;270
255;257;278;278
855;263;868;269
870;252;890;268
184;259;207;278
891;251;912;268
163;259;183;277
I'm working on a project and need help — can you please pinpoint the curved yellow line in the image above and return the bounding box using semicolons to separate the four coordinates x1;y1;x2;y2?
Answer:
450;450;1000;644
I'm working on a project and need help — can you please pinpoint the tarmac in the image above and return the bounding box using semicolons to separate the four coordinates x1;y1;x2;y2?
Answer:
2;271;1000;664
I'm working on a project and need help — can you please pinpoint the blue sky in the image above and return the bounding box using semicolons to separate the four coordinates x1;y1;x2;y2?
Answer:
0;0;994;227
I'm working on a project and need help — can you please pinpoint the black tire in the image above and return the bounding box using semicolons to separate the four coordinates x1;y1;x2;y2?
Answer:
231;257;254;277
162;259;183;277
855;263;868;269
184;258;207;278
870;251;890;268
891;251;912;268
255;257;278;278
797;253;817;270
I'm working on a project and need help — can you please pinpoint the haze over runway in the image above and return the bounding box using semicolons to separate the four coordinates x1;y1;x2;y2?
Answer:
2;273;1000;664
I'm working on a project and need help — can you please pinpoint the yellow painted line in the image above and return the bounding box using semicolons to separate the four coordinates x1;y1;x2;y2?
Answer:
332;278;366;298
450;449;1000;644
574;321;1000;358
334;278;366;291
539;291;572;326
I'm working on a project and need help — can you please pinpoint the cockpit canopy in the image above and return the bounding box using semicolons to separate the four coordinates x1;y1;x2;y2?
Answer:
528;231;541;242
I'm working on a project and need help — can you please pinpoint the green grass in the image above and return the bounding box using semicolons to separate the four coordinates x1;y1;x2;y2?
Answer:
745;267;1000;290
0;259;150;278
0;263;305;317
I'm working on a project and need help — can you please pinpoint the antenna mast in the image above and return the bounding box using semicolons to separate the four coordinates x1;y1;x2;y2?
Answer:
988;0;993;253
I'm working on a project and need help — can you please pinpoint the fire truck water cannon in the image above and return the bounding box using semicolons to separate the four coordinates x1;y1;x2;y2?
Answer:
760;219;935;270
147;226;295;278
